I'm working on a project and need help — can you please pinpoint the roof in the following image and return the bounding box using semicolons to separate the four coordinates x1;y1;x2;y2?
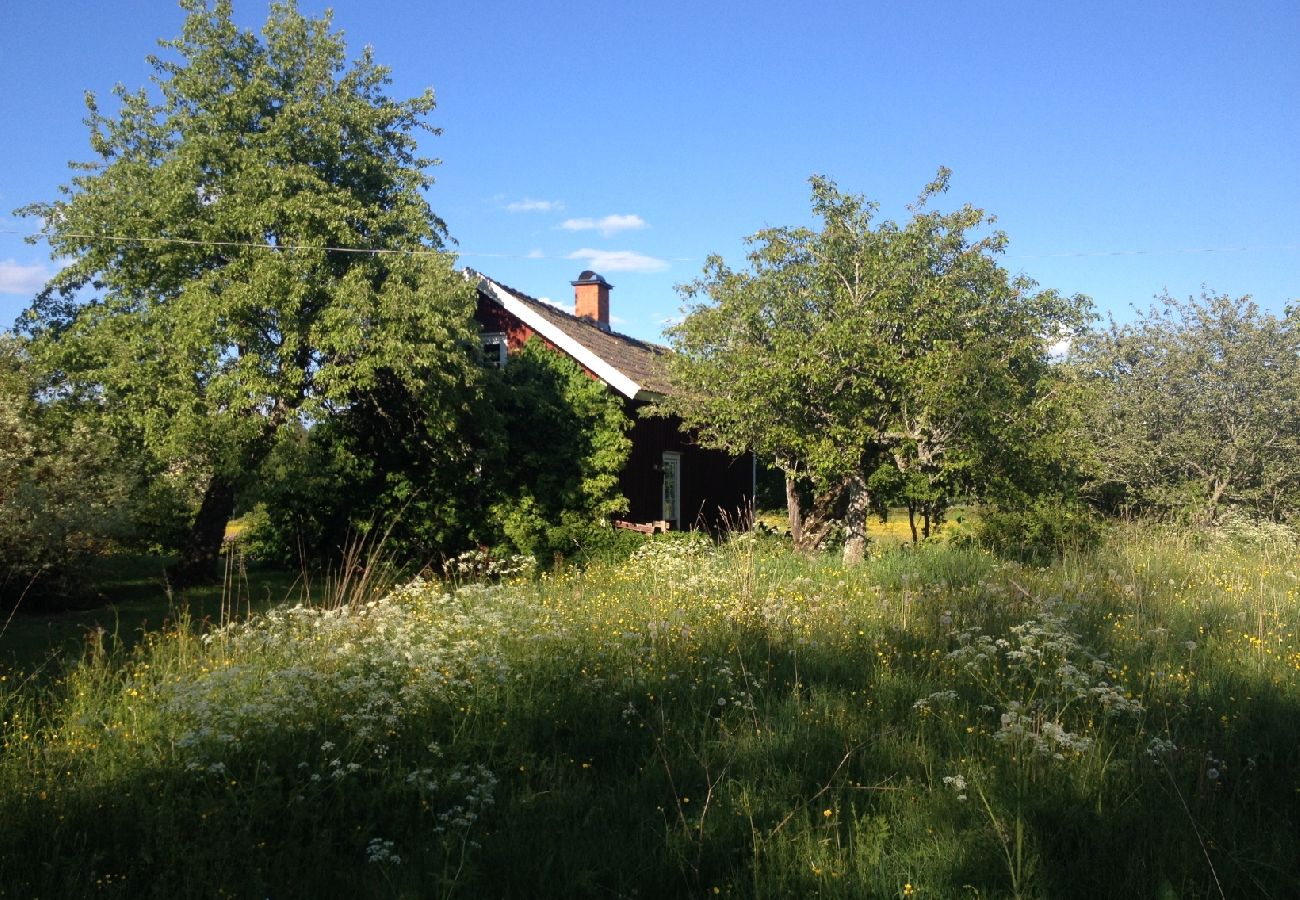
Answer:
469;269;674;400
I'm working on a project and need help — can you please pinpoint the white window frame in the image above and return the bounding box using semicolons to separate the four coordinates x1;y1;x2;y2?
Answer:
481;332;508;368
661;451;681;529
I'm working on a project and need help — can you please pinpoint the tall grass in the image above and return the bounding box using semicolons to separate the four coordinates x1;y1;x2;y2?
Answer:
1;524;1297;897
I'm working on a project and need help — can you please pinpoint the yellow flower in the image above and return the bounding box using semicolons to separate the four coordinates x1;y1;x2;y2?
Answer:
823;808;833;818
903;884;915;896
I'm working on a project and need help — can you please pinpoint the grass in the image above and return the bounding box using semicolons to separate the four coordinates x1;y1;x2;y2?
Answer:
0;524;1297;898
0;551;302;677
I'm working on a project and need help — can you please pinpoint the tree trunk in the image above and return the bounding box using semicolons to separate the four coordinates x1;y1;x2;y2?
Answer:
908;503;918;544
1200;477;1227;526
785;474;804;547
842;474;870;565
798;481;848;553
171;473;237;586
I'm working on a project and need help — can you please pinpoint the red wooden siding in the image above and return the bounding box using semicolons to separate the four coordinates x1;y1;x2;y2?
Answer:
620;401;752;530
475;294;535;351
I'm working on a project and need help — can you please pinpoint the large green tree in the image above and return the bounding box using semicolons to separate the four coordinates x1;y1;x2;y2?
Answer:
1074;291;1300;524
661;171;1090;562
18;0;477;580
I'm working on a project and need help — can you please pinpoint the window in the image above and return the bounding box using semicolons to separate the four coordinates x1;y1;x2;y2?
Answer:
661;451;681;528
481;332;508;368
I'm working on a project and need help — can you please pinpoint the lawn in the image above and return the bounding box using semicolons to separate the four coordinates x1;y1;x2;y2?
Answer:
0;552;304;678
1;524;1297;898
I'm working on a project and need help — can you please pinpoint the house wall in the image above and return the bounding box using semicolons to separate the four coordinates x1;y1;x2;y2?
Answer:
476;294;535;350
621;401;753;531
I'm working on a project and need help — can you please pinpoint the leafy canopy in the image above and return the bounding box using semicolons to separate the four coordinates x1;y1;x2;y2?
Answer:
1074;291;1300;523
17;0;478;572
660;170;1090;556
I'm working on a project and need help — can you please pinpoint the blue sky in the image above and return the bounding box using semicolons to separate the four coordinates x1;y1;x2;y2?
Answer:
1;1;1296;342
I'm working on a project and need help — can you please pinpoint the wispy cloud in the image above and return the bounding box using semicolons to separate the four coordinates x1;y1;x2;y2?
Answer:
565;248;669;273
525;248;545;259
559;214;647;237
0;259;49;295
507;198;564;213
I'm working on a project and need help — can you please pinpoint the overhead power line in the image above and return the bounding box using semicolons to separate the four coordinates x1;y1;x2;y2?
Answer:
60;232;450;256
1;229;1296;262
1009;243;1300;260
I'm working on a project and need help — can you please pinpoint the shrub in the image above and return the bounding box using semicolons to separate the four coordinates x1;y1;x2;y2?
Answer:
976;498;1102;564
0;337;145;606
487;338;632;563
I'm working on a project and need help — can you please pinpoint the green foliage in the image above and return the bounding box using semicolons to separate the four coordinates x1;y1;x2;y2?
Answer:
242;368;500;568
17;0;478;577
239;337;633;569
0;337;187;604
488;337;632;562
661;170;1092;560
975;498;1103;565
1074;291;1300;524
233;426;352;565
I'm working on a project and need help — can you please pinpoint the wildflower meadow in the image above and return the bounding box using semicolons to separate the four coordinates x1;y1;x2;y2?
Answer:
1;524;1298;898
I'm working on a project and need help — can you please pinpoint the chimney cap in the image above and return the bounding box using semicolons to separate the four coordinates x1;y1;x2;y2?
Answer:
571;270;613;288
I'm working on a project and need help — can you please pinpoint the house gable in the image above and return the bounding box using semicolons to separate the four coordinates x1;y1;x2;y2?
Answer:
469;270;674;399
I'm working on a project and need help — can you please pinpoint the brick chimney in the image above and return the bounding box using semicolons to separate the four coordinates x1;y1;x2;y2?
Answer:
572;270;612;331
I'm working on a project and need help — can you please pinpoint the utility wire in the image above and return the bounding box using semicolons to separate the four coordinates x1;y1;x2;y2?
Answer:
0;230;696;262
1;229;1296;262
1009;243;1300;260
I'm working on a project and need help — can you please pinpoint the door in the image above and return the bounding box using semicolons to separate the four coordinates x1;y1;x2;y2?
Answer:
661;451;681;529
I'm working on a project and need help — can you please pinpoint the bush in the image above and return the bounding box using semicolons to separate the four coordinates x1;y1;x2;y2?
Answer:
975;498;1102;565
487;338;632;564
0;337;146;606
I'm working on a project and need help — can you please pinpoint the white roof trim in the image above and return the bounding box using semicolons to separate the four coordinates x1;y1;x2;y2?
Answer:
479;277;643;400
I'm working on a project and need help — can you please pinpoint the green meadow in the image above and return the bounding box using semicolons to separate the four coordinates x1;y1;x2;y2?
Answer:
2;525;1297;898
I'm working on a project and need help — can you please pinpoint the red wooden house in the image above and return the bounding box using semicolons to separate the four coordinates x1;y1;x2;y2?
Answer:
470;269;753;532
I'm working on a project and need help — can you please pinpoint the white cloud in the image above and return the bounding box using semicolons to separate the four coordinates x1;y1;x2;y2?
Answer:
559;214;647;237
0;259;49;295
525;248;545;259
507;198;564;213
537;295;564;308
1045;326;1073;358
565;248;669;273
